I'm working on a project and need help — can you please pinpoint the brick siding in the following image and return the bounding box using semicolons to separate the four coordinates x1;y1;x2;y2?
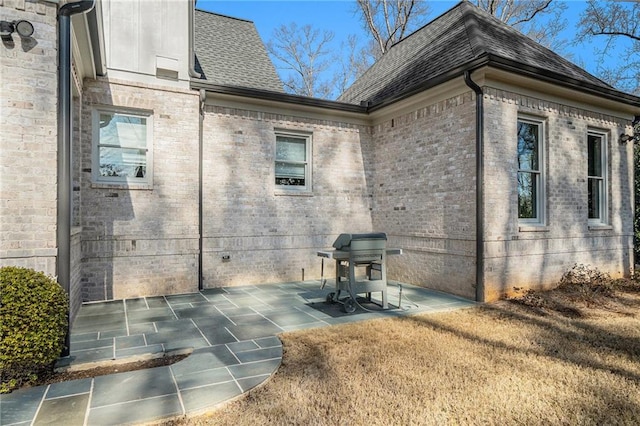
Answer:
482;87;634;300
370;91;478;298
79;78;200;300
201;105;373;287
2;0;634;303
0;1;58;276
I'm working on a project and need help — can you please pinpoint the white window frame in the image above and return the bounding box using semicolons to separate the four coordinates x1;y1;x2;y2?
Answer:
274;130;312;194
517;117;546;225
92;107;153;188
587;129;608;225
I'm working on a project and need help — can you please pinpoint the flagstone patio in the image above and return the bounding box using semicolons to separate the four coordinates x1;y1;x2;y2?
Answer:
1;280;474;425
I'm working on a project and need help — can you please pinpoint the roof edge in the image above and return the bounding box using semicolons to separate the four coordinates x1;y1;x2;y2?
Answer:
487;55;640;109
194;8;253;23
367;56;491;111
367;53;640;112
191;57;640;114
190;80;368;113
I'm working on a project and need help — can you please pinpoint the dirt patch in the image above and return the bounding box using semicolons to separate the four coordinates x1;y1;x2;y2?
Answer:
28;354;189;388
510;265;640;319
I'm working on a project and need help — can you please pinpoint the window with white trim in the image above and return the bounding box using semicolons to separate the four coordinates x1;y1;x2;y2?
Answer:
587;130;608;224
92;108;153;186
275;131;312;192
517;118;545;224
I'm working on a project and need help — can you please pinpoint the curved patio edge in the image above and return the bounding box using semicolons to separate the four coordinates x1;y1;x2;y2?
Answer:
0;337;283;426
0;281;474;425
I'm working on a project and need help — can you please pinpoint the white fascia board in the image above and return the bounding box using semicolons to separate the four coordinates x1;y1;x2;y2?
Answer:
71;12;96;79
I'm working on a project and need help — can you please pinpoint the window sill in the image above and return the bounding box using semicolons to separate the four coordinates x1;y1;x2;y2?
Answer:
274;189;313;197
91;182;153;190
588;224;613;231
518;225;550;232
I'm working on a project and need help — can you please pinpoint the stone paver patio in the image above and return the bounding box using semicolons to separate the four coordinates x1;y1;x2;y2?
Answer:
1;280;474;425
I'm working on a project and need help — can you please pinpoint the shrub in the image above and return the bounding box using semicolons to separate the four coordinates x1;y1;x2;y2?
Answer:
0;267;68;393
558;263;614;301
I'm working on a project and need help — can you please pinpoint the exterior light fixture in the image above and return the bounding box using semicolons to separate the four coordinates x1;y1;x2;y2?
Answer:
619;134;634;144
0;19;34;40
620;116;640;144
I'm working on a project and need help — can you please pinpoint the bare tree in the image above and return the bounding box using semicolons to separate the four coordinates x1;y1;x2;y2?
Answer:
333;34;374;95
577;1;640;260
475;0;553;25
473;0;569;51
267;23;336;98
355;0;430;57
578;0;640;42
576;0;640;95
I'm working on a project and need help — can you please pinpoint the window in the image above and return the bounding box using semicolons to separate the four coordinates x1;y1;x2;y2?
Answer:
588;130;607;224
275;131;312;192
92;108;153;186
517;118;545;223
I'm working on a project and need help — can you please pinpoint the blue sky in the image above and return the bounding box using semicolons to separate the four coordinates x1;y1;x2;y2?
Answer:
196;1;626;94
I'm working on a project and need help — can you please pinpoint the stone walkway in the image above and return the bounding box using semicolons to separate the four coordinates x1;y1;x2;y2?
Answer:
1;281;474;425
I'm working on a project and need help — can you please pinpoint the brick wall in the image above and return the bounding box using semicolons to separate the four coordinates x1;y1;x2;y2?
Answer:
0;0;58;276
369;91;478;299
69;227;82;323
201;105;373;287
482;87;634;300
79;78;200;300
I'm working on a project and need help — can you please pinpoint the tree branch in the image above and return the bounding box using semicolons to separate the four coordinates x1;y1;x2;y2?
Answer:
588;30;640;43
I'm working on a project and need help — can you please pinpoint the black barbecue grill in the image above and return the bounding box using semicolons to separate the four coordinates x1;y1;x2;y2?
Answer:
317;233;402;313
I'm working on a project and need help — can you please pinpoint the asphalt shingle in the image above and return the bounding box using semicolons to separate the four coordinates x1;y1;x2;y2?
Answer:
339;0;614;106
194;10;284;92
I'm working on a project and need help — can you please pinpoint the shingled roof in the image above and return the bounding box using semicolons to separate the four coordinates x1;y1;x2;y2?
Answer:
339;0;621;107
194;10;284;92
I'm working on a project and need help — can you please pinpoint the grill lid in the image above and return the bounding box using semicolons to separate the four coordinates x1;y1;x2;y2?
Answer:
332;233;387;250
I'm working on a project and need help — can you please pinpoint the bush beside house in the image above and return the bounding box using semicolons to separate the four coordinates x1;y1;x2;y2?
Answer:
0;267;68;393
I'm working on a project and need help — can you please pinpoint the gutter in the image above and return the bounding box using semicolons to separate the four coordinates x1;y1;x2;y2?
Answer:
57;0;96;357
464;70;485;303
486;55;640;109
190;80;367;114
366;54;640;113
192;1;202;290
198;89;205;290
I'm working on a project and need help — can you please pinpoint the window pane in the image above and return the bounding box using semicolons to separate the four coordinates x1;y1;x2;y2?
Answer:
518;121;539;171
588;178;601;219
275;162;305;185
518;171;537;219
99;147;147;178
276;137;306;162
588;134;602;177
100;113;147;149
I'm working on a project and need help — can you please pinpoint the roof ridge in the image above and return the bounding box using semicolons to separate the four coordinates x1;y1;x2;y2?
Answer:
386;0;468;51
338;1;470;104
195;8;253;24
458;1;486;59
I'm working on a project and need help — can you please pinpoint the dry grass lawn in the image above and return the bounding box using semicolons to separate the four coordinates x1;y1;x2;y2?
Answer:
171;277;640;425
